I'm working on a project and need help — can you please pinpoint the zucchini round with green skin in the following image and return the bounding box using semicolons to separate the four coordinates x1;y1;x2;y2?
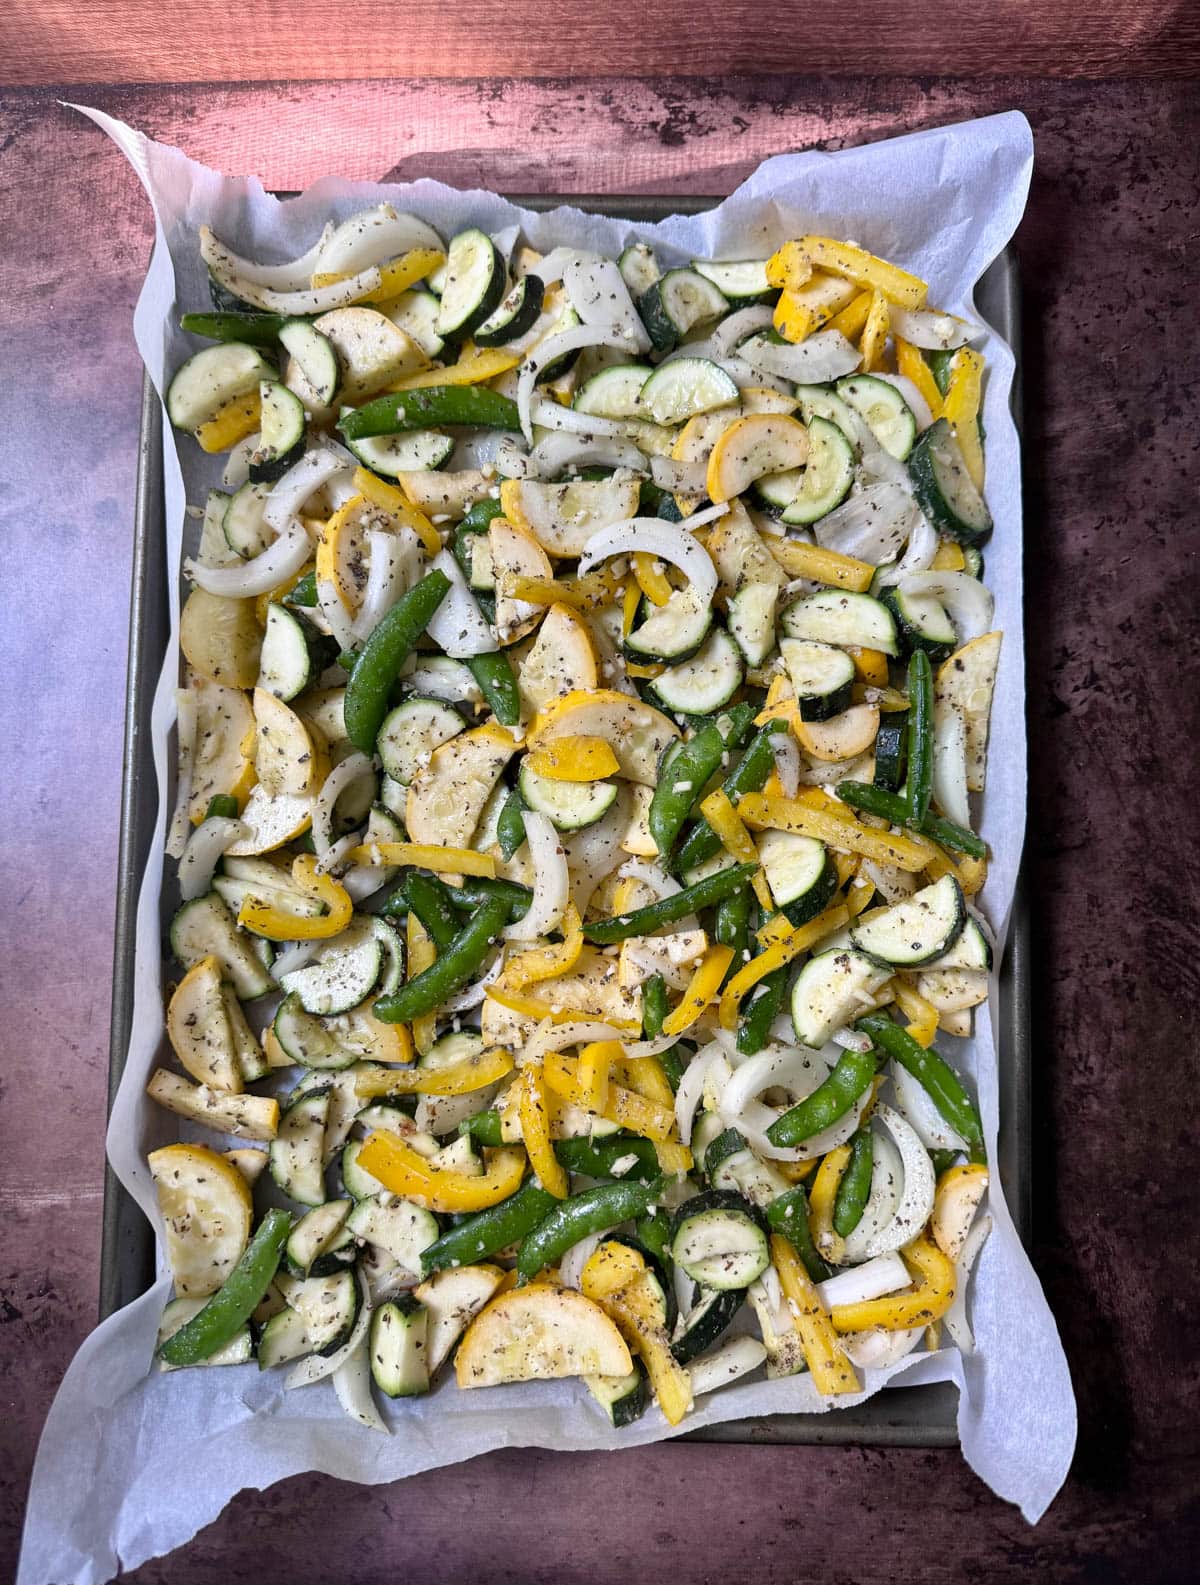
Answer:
169;892;275;999
273;994;358;1070
473;273;545;347
726;580;778;668
573;363;655;421
260;1270;359;1367
794;383;861;434
517;762;618;831
436;229;506;338
345;1194;440;1271
670;1285;744;1364
638;357;739;426
586;1363;648;1426
371;1295;431;1397
222;480;274;559
618;243;660;299
280;319;339;409
650;628;744;716
779;637;855;721
907;418;992;544
790;947;891;1048
269;1087;331;1207
670;1190;770;1291
279;919;402;1016
258;602;316;701
384;288;446;358
344;429;455;477
778;416;856;525
849;873;966;968
835;374;918;460
638;269;728;352
166;342;276;434
625;588;712;664
881;586;957;661
757;831;838;926
780;589;899;655
376;697;465;784
692;258;776;305
285;1199;356;1278
873;710;909;792
249;381;306;483
536;304;583;382
923;913;992;972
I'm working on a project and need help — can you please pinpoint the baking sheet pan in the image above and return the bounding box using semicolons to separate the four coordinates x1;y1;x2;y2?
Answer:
102;195;1028;1449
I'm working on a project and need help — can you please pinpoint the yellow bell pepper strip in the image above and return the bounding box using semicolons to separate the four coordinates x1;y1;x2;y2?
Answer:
500;904;584;991
931;540;967;572
633;551;673;607
793;236;928;310
625;661;664;679
776;1157;818;1184
407;912;438;1055
956;853;988;896
764;240;814;292
238;853;352;941
518;1064;569;1198
773;274;859;341
615;1054;675;1110
574;1042;616;1113
724;901;851;1028
859;291;891;372
602;1082;678;1142
827;288;873;341
525;738;619;782
542;1048;608;1116
582;1243;694;1426
486;985;642;1035
847;646;890;687
389;344;522;391
509;567;625;611
355;1044;513;1099
195;390;262;453
829;1234;957;1333
845;876;876;919
737;792;937;873
943;347;986;490
351;467;443;555
653;1140;694;1174
311;246;445;301
699;788;774;913
357;1131;528;1213
622;579;641;636
661;944;736;1036
833;850;860;889
808;1145;852;1265
892;978;940;1048
347;842;498;878
770;1234;861;1395
895;336;944;420
763;537;875;592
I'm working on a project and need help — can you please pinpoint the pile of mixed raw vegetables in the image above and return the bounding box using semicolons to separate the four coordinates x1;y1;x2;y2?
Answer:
148;204;1001;1429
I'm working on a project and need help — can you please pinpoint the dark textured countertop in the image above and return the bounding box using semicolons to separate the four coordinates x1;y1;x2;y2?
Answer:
1;77;1197;1584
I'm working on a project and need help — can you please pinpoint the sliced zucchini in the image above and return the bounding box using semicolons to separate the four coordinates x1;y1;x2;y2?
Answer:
166;342;275;434
273;994;358;1071
586;1362;649;1426
794;383;860;433
638;269;728;352
692;258;775;304
790;948;892;1047
780;589;899;655
170;892;275;1000
625;587;712;664
260;1271;359;1367
222;480;274;560
346;1194;440;1272
873;711;909;792
536;302;584;383
726;580;778;668
779;417;855;525
923;913;992;972
383;288;446;359
850;873;966;968
638;357;739;426
258;602;315;702
279;919;401;1016
518;762;617;831
757;831;838;925
907;419;992;545
376;697;464;785
285;1199;355;1278
779;637;856;722
670;1286;744;1365
670;1190;769;1291
345;429;454;477
650;628;744;716
437;229;506;337
573;363;655;421
280;319;339;410
836;374;918;461
370;1296;431;1397
882;586;957;661
248;381;306;484
269;1087;331;1207
214;855;323;919
504;476;642;558
474;272;544;347
618;243;661;300
414;1263;507;1374
400;654;484;707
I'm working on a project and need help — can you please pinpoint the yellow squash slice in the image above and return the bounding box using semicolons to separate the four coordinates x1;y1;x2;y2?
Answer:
456;1285;632;1388
148;1142;253;1298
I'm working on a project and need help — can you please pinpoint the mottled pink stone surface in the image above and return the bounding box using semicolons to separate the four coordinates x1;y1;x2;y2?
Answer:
0;76;1197;1583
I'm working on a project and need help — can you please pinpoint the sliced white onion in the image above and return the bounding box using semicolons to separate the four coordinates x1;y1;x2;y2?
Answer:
522;1017;627;1069
533;245;589;289
932;701;972;829
840;1126;903;1263
186;519;309;598
312;752;375;866
198;223;334;291
221;432;259;490
178;815;246;900
167;689;199;859
439;951;504;1014
532;433;648;478
617;858;681;900
860;859;917;904
875;508;938;590
517;328;638;442
563;255;651;353
674;1258;697;1320
352;527;411;643
830;1026;875;1053
332;1331;388;1433
870;372;934;432
789;1084;874;1162
285;1274;373;1388
200;226;385;317
650;454;709;494
559;1230;606;1292
738;328;860;384
424;548;495;658
844;1105;936;1262
270;939;324;977
316;577;358;651
889;305;978;351
620;1031;689;1061
711;304;777;357
504;810;568;941
527;397;632;440
723;354;792;396
817;1251;910;1310
578;508;723;606
265;449;354;533
316;205;443;277
561;785;630;918
890;1061;970;1154
839;1325;924;1368
492;437;533;478
769;731;801;798
689;1336;768;1397
943;1213;992;1354
898;570;994;644
813;482;914;564
675;1043;731;1146
718;1042;827;1128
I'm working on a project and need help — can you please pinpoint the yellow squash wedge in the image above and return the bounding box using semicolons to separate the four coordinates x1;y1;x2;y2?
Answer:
706;414;810;503
526;688;679;786
405;723;516;849
148;1142;253;1298
456;1285;632;1388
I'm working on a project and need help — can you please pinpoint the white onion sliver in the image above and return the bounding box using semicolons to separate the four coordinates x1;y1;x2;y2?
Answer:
710;303;776;357
818;1251;910;1311
562;786;630;919
739;328;861;384
312;752;374;864
943;1213;992;1354
898;570;995;643
332;1332;388;1432
888;305;978;351
674;1043;729;1146
649;454;708;495
352;527;407;644
178;816;246;900
167;690;198;859
316;206;443;277
186;520;309;599
531;432;647;478
689;1336;768;1397
932;702;972;829
285;1275;373;1388
271;939;323;978
875;507;937;590
527;397;631;440
533;245;590;289
504;810;568;941
840;1127;903;1263
199;222;333;291
617;858;681;900
200;226;384;317
221;433;259;490
844;1105;936;1261
265;449;353;533
424;549;495;658
440;951;505;1014
890;1060;969;1154
813;482;914;564
870;372;934;432
522;1017;626;1069
563;256;651;352
577;509;723;606
830;1026;875;1053
314;577;358;651
769;731;801;799
840;1325;924;1369
517;327;638;442
559;1231;606;1292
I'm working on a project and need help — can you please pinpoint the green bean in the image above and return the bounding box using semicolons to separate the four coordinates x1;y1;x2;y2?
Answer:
905;649;934;825
714;887;751;983
283;568;318;608
468;651;521;726
765;1186;831;1284
833;1128;875;1237
766;1048;876;1147
496;788;527;861
445;877;532;921
401;871;460;949
583;862;758;945
205;793;240;820
671;719;788;876
419;1179;557;1276
516;1177;667;1284
857;1011;984;1154
180;310;293;346
648;704;755;860
554;1134;659;1181
834;780;986;859
373;896;508;1023
158;1209;291;1365
459;1109;504;1146
343;570;451;753
735;964;789;1056
339;385;522;440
